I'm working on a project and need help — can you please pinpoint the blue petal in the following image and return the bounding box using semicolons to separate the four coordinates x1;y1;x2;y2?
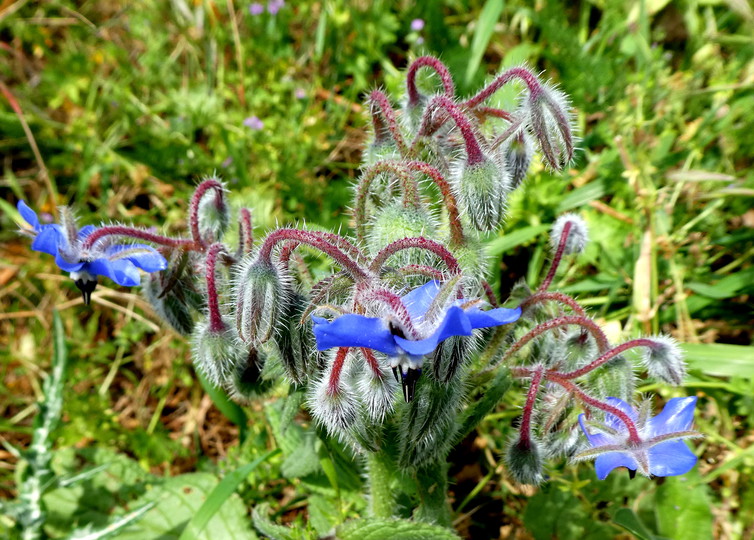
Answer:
86;258;140;287
17;200;40;229
54;251;84;272
77;225;97;240
648;397;697;437
394;305;472;356
578;414;613;447
466;306;522;329
400;280;442;321
31;226;65;256
594;451;638;480
603;397;638;432
312;314;399;355
648;439;697;477
106;244;167;272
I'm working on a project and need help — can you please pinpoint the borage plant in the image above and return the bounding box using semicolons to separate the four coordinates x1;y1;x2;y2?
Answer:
16;56;701;536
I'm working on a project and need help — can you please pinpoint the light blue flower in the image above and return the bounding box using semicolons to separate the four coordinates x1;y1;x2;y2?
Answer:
312;280;521;400
577;396;699;479
17;200;167;303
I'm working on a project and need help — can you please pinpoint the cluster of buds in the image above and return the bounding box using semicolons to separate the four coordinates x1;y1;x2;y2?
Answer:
15;56;699;485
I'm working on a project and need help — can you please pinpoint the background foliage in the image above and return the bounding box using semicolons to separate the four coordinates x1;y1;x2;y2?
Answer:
1;0;753;538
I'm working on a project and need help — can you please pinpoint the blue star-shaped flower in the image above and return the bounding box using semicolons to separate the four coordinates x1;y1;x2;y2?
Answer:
577;396;699;479
312;280;521;401
17;200;167;303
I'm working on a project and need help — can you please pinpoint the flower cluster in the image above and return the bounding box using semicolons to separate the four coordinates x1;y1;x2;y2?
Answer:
15;56;700;497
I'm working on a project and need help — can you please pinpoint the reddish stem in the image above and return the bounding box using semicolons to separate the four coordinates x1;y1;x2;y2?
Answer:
481;280;499;308
328;347;349;395
406;55;456;106
464;66;544;109
539;221;572;292
402;160;464;246
205;243;226;333
519;366;545;446
396;264;446;281
189;178;225;246
368;90;408;156
559;338;659;380
238;208;253;254
519;291;585;317
360;348;383;378
416;96;485;165
81;226;196;251
257;229;369;281
369;237;461;275
473;106;514;123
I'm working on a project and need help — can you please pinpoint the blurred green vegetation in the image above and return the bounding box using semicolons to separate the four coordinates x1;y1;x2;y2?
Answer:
1;0;753;538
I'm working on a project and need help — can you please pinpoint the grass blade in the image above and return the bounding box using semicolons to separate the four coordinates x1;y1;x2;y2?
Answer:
464;0;505;85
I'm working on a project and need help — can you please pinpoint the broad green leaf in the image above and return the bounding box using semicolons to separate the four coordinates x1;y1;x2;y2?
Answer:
336;518;460;540
65;501;156;540
556;180;607;212
458;368;512;441
681;343;754;379
464;0;505;85
612;507;664;540
179;449;279;540
654;470;713;540
306;493;340;536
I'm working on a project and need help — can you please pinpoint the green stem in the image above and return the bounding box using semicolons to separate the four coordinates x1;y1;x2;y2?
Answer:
415;464;452;527
366;451;396;518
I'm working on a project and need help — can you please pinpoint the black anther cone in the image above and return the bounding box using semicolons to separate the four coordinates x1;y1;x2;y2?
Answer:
392;366;400;384
75;279;97;305
401;368;421;403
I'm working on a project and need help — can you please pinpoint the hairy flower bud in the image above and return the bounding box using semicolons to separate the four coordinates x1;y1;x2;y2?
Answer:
276;292;318;385
550;213;588;255
142;255;203;336
504;131;534;190
225;347;273;402
191;318;244;387
197;189;230;242
235;258;287;345
429;336;472;383
357;364;397;423
505;436;544;485
367;203;437;265
525;82;574;171
642;335;686;386
308;352;358;436
590;354;636;403
454;156;510;232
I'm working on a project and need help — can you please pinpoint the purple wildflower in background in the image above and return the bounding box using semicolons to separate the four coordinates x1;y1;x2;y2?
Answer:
243;116;264;130
577;396;700;479
295;88;306;99
249;2;264;15
267;0;284;15
411;18;425;32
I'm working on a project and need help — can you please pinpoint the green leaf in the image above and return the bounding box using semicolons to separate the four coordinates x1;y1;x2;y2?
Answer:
556;180;607;212
612;508;664;540
681;343;754;379
306;493;340;536
336;518;460;540
179;449;279;540
486;224;550;257
654;470;713;540
251;503;299;540
65;501;157;540
464;0;505;85
458;368;512;441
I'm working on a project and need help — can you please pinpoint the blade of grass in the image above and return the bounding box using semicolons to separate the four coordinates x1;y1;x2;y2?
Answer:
464;0;504;86
681;343;754;379
179;448;280;540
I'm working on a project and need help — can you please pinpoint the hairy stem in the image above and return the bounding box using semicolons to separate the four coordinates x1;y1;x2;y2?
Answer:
559;338;659;380
539;221;572;292
368;90;408;156
415;95;485;165
205;243;227;333
406;55;455;106
81;226;195;251
464;66;544;109
370;237;461;275
189;178;225;246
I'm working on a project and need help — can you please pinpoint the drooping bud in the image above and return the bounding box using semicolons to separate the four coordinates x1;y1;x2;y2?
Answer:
550;213;588;255
276;292;318;385
367;203;437;265
142;253;203;336
429;335;472;383
504;131;534;190
225;347;273;402
525;82;574;171
357;363;397;423
197;188;230;242
454;156;510;232
641;335;686;386
235;257;287;345
308;349;358;436
505;436;544;485
590;354;636;403
191;318;244;387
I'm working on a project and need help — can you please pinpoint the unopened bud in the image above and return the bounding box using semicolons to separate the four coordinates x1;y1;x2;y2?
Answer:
357;365;397;423
235;258;286;345
642;335;686;386
504;131;534;190
455;156;510;232
429;336;471;383
367;203;437;264
550;213;588;255
276;292;318;385
526;82;574;171
142;256;203;336
225;348;273;402
191;318;244;387
197;189;230;242
452;236;488;284
505;436;544;485
308;364;358;436
590;354;635;403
